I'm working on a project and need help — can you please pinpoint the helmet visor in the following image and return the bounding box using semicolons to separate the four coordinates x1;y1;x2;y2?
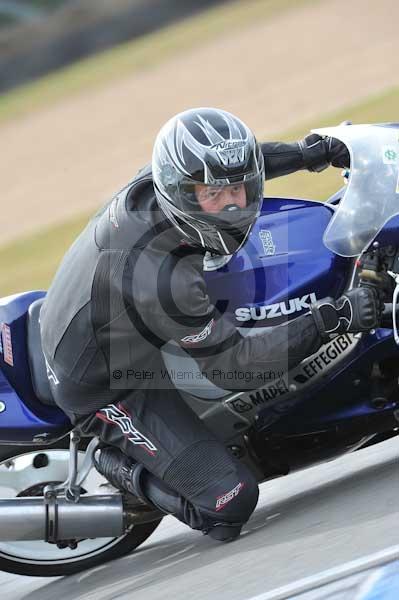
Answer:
176;173;264;254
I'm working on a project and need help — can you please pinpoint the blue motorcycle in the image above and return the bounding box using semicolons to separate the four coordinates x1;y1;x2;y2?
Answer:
0;123;398;577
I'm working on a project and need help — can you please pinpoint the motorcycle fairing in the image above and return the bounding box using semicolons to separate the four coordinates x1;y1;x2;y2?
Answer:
252;328;398;433
314;123;399;257
0;291;70;444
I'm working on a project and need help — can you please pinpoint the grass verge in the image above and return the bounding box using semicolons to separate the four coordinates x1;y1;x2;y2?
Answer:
1;85;398;296
0;0;317;125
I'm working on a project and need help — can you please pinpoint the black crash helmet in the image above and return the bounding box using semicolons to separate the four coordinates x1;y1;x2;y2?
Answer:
152;107;265;255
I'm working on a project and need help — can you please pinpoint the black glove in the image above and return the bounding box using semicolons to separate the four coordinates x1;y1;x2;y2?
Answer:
310;287;383;341
298;133;350;172
325;135;350;168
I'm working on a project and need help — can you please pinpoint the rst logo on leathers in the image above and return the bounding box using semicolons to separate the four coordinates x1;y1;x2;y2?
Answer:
45;359;59;385
181;318;215;345
235;293;317;322
215;482;244;511
97;404;157;456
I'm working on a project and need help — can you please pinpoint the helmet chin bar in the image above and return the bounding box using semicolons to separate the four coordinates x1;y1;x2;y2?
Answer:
157;195;255;256
182;220;252;256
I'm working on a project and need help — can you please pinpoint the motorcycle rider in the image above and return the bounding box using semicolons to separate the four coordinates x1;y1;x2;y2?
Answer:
40;108;382;542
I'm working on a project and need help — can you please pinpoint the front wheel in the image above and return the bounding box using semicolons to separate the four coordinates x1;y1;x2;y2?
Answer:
0;442;162;577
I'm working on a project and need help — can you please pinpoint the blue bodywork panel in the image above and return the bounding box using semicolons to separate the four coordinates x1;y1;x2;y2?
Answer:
0;291;70;444
205;198;350;327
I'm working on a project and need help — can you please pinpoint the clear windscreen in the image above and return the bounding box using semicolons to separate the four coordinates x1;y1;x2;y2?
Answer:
313;123;399;257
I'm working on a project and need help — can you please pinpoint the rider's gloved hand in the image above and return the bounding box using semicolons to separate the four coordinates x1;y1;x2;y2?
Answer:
325;136;350;168
298;133;350;172
310;287;383;341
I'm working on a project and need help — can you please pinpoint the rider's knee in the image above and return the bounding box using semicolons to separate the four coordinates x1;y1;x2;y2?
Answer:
196;460;259;540
163;440;259;539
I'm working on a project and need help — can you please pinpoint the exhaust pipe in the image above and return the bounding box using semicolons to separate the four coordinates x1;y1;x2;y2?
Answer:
0;495;125;541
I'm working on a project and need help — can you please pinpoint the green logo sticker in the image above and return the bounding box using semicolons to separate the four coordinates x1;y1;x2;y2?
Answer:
383;146;399;165
385;149;397;161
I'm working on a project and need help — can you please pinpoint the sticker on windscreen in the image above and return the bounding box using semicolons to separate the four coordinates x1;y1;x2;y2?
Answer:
382;146;399;165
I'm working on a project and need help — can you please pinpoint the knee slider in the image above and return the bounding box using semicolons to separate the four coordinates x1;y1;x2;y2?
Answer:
207;523;242;542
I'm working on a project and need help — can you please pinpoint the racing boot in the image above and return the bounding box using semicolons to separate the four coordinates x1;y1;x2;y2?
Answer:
94;447;163;519
95;447;198;522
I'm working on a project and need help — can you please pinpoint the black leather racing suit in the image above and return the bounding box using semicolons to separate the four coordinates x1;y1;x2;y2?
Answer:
40;141;324;539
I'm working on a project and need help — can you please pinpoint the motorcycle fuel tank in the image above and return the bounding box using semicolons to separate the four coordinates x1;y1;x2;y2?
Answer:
204;197;351;328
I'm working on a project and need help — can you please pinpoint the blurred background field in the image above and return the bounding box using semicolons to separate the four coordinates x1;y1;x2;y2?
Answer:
1;0;398;296
0;0;64;29
0;0;235;92
0;0;311;116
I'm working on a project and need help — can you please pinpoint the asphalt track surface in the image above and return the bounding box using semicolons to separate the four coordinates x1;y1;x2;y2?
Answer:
1;436;398;600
